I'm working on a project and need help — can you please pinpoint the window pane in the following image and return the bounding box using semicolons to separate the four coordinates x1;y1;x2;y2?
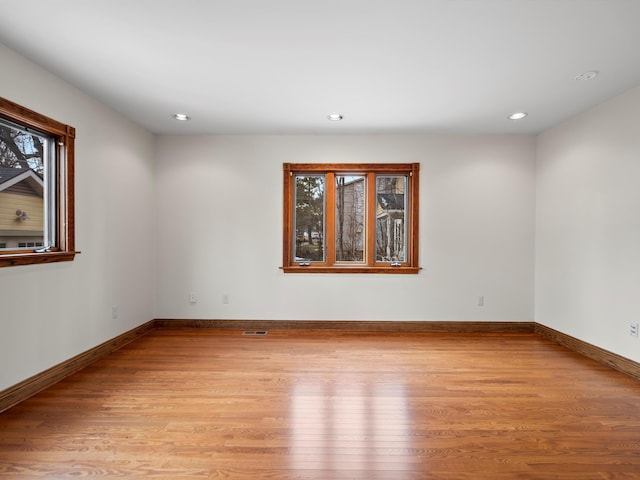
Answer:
376;175;407;262
294;175;325;262
335;175;365;262
0;121;51;250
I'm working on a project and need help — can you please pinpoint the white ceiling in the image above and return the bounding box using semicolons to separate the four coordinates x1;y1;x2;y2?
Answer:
1;0;640;135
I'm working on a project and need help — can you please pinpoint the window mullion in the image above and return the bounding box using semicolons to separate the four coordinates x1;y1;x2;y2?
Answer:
325;172;336;266
366;172;377;266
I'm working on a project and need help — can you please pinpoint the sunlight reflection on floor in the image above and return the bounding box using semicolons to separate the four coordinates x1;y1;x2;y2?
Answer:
289;376;411;477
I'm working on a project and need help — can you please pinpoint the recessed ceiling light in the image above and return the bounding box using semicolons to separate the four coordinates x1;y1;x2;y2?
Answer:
508;112;528;120
172;113;190;121
575;70;598;81
327;113;343;121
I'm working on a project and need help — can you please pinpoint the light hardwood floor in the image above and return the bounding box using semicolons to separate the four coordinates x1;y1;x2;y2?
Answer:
1;329;640;479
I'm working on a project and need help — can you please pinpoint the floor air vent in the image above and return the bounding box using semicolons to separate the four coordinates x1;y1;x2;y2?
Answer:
242;331;268;336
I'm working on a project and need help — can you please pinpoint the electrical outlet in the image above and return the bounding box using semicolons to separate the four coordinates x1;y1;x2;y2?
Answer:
189;292;197;304
111;305;119;319
630;322;639;338
223;294;229;305
478;296;484;307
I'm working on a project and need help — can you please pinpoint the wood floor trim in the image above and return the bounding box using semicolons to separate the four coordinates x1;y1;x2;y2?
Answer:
0;320;155;414
154;319;536;333
3;319;639;414
535;323;640;381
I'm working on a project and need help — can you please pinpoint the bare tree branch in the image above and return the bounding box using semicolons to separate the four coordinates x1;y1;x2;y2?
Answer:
0;126;41;169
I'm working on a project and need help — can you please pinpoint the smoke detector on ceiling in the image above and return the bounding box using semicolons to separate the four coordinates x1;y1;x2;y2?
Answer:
575;71;599;81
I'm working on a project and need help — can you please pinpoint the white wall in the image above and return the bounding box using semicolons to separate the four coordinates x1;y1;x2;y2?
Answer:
536;85;640;363
0;44;156;390
155;134;535;322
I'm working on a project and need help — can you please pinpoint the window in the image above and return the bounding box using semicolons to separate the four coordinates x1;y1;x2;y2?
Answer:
282;163;420;273
0;97;76;267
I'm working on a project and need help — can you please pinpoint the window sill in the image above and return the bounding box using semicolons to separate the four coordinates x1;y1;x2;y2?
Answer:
281;265;420;274
0;251;80;268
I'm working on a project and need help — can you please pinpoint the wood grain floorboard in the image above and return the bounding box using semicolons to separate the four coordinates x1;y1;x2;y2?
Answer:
1;329;639;479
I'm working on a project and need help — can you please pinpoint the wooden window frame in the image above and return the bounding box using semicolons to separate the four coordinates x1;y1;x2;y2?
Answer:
0;97;77;268
282;163;420;274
